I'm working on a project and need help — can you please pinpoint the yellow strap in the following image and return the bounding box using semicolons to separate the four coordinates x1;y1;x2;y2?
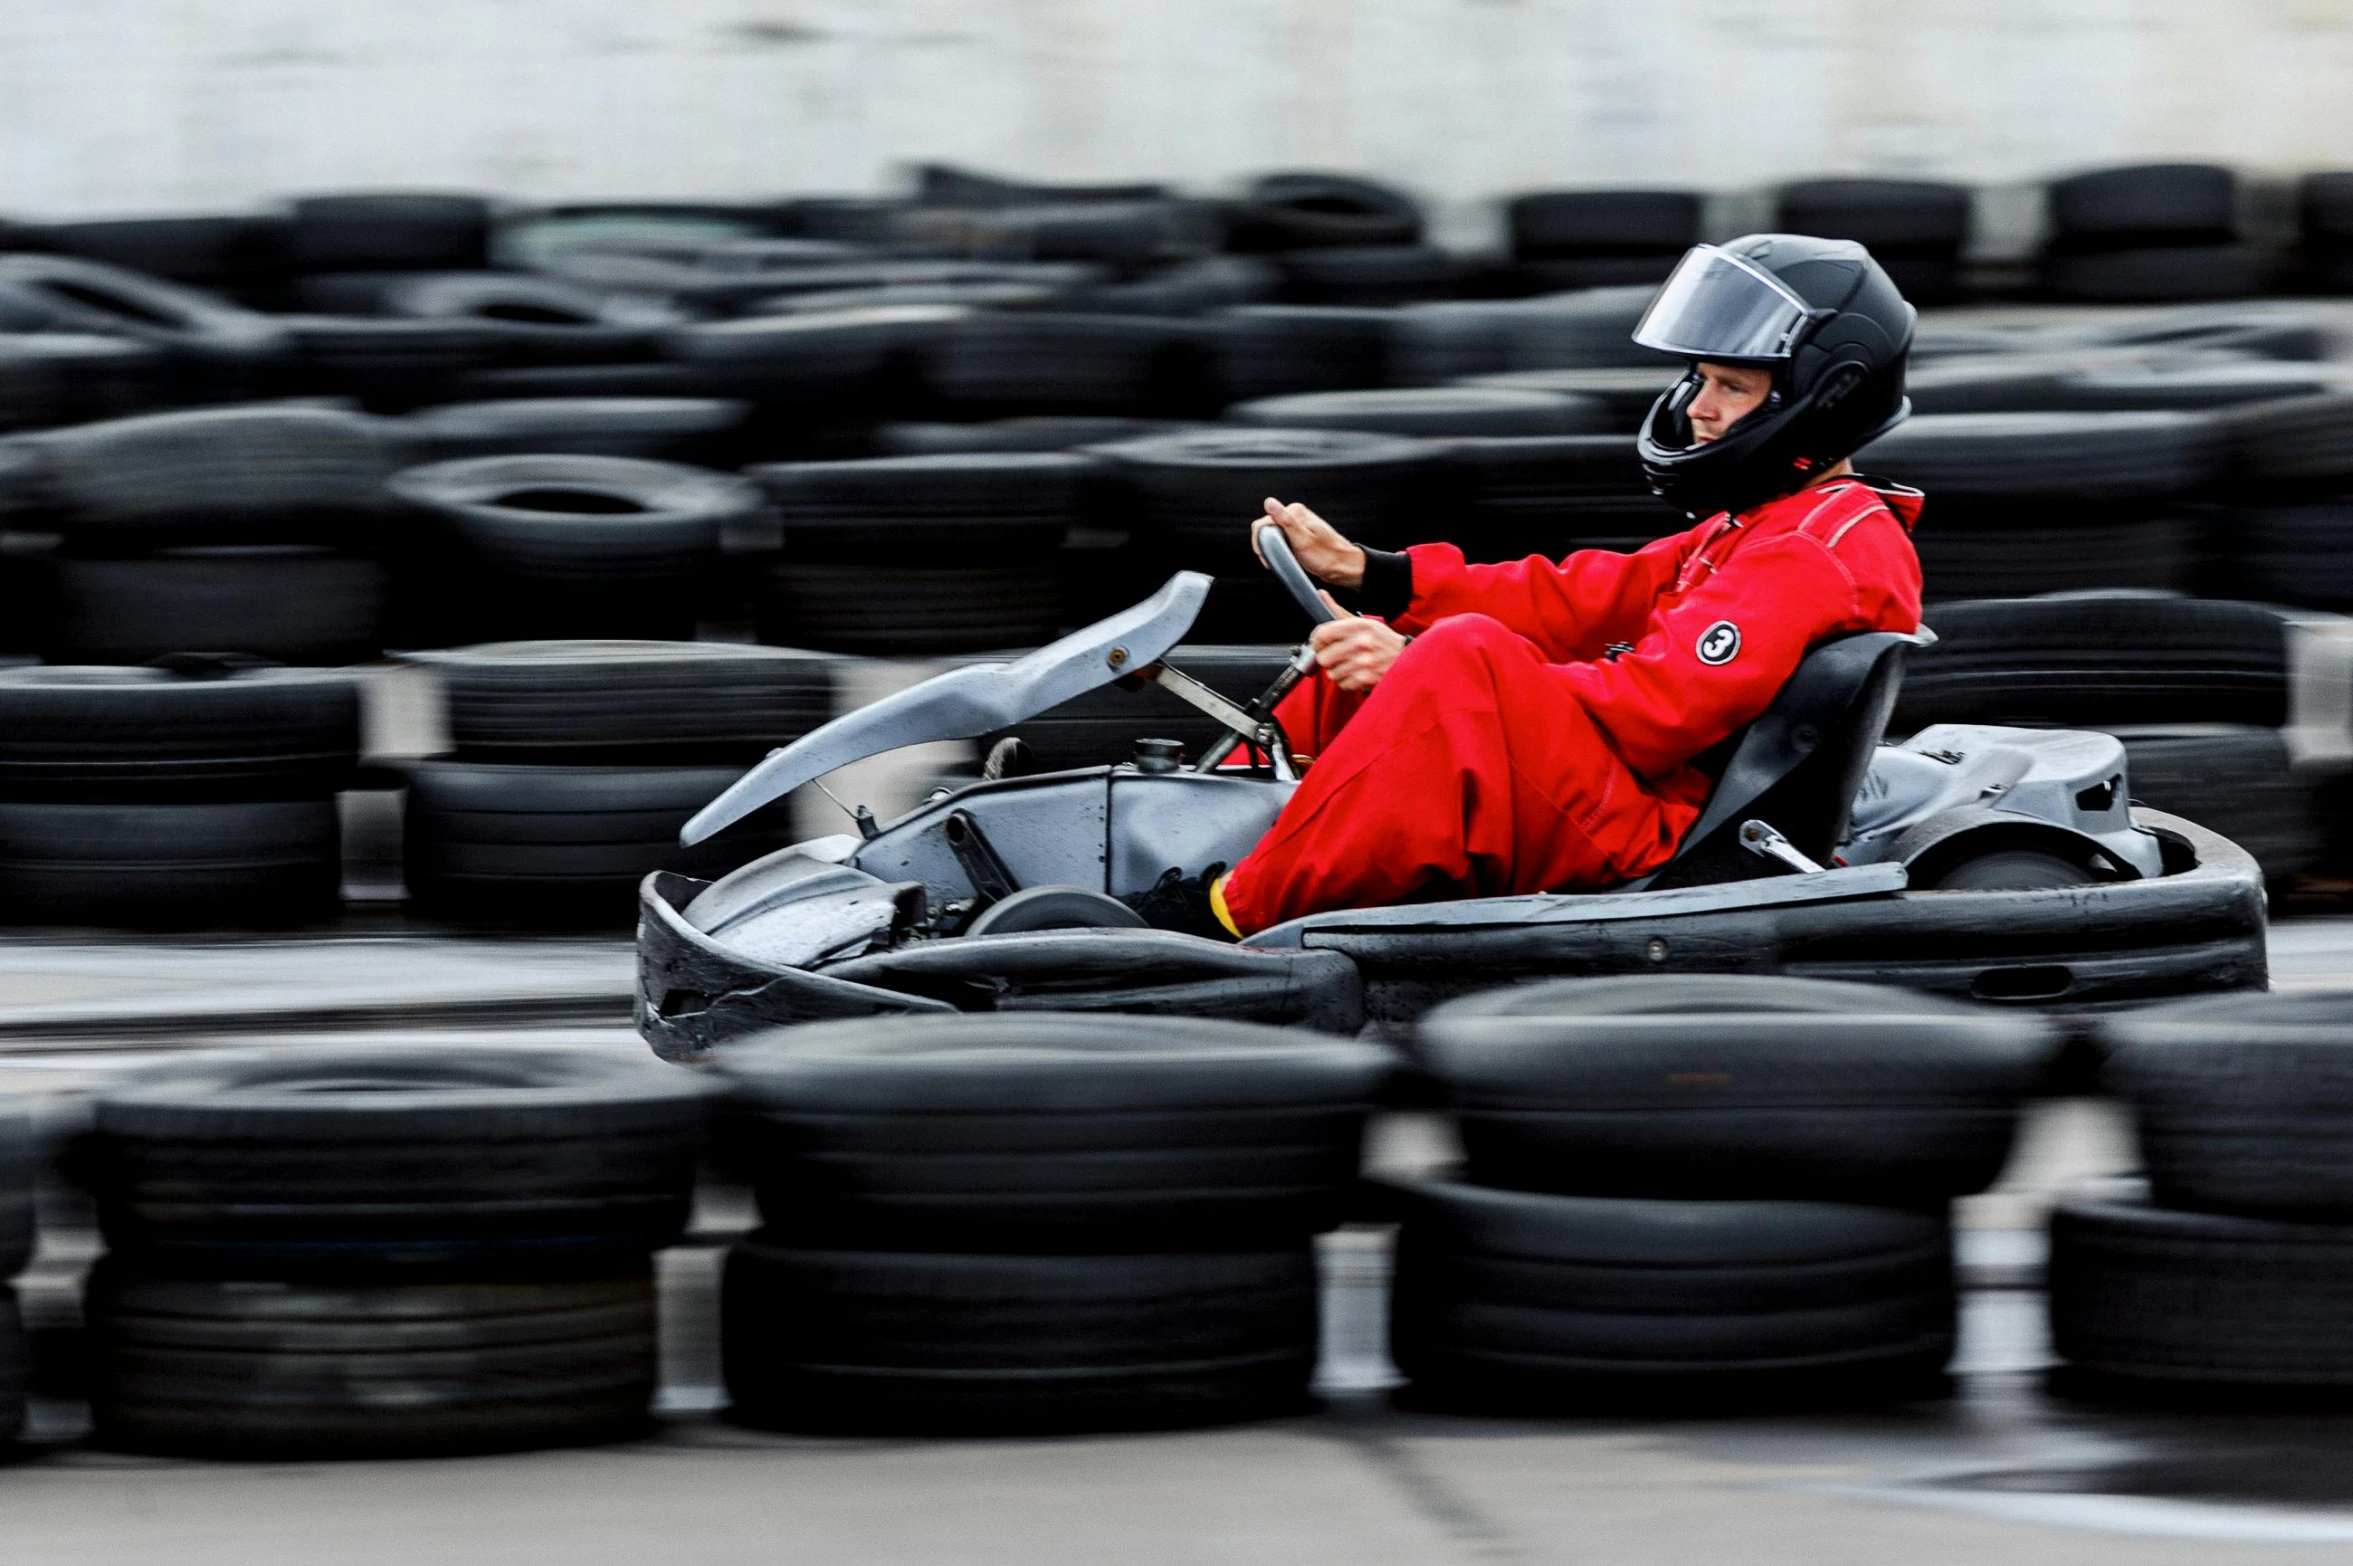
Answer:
1208;873;1243;938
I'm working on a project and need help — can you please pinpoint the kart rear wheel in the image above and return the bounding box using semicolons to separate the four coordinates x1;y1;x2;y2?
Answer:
1930;848;2096;891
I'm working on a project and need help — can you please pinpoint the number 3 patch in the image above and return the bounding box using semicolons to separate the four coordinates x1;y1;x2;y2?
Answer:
1696;621;1741;666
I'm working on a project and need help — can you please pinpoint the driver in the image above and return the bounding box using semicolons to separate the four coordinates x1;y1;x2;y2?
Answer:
1126;234;1926;939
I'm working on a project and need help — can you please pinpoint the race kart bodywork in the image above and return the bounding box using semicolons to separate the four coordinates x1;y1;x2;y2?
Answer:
636;548;2266;1061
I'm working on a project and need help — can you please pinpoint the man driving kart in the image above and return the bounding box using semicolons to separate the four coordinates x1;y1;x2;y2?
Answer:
1127;234;1926;939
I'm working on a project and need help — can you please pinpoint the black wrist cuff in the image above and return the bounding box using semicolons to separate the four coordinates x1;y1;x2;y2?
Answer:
1345;548;1414;620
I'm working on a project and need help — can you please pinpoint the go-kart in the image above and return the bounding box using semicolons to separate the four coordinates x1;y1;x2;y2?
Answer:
636;531;2265;1060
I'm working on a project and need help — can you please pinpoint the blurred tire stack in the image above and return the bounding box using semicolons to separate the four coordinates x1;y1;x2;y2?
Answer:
81;1044;701;1457
2039;164;2262;303
0;1101;34;1442
710;1014;1390;1435
1394;977;2052;1412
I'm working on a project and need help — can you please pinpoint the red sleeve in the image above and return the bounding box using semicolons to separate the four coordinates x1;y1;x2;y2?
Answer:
1392;524;1707;663
1557;532;1867;780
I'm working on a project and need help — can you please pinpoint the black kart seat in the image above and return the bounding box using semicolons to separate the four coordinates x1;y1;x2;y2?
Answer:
1639;630;1920;891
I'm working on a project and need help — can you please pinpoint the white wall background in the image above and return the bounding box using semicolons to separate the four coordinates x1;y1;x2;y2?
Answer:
3;0;2352;228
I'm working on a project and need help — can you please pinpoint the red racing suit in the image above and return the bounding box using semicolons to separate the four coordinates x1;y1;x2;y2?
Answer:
1217;477;1925;935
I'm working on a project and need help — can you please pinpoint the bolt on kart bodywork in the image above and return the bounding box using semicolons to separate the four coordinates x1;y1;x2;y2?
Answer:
636;559;2266;1062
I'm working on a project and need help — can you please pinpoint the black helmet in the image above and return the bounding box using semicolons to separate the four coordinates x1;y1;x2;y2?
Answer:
1633;233;1915;520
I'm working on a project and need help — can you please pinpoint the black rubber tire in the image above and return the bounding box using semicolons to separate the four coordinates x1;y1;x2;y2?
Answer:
723;1238;1318;1434
92;1043;703;1273
1896;593;2287;729
751;452;1087;564
1418;975;2050;1203
2056;361;2343;412
1857;411;2223;503
0;255;288;388
419;640;836;763
1274;245;1466;307
0;333;165;432
0;798;340;927
1506;190;1700;262
0;1107;34;1280
1460;367;1681;431
1899;355;2087;415
41;546;386;666
1776;179;1972;250
13;404;414;552
1389;287;1671;382
921;312;1192;416
379;273;664;366
713;1012;1391;1249
1088;426;1445;575
962;886;1146;934
756;559;1064;654
8;213;293;299
1205;305;1393;404
982;643;1293;770
1225;387;1605;439
2048;164;2237;244
1227;173;1422;252
875;417;1195;455
1911;511;2194;600
390;454;751;643
409;398;748;465
404;758;797;919
2042;244;2264;302
1930;849;2098;891
663;305;956;405
2102;992;2353;1218
2198;497;2353;610
86;1263;656;1458
2048;1180;2353;1391
289;193;493;273
1383;1175;1955;1411
0;666;359;800
913;163;1169;207
1436;435;1685;562
2109;726;2323;881
275;314;506;410
0;1286;23;1442
2302;173;2353;242
2223;391;2353;485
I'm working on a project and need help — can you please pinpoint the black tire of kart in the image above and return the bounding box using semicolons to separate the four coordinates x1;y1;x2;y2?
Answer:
1225;387;1607;439
408;398;748;465
0;1287;24;1442
1929;848;2098;891
1206;305;1393;404
404;759;797;917
1896;593;2287;729
1087;426;1445;574
712;1012;1391;1249
2109;727;2323;881
1383;1176;1955;1411
749;452;1089;565
756;560;1064;655
1911;512;2193;600
85;1264;656;1458
0;666;359;800
1857;411;2223;503
289;193;493;273
12;404;414;551
722;1239;1318;1435
2048;1181;2353;1388
2101;992;2353;1218
984;644;1295;770
40;547;385;666
1506;190;1700;262
419;640;836;762
1226;173;1423;252
0;798;340;927
92;1044;703;1272
2042;245;2264;303
1417;975;2052;1203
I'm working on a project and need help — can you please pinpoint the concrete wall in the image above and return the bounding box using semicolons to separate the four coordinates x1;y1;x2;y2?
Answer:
3;0;2352;234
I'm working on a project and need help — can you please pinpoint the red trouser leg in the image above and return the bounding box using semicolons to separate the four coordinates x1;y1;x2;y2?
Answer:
1220;615;1697;934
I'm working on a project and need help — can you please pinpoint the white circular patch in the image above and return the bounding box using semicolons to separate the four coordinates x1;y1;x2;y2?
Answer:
1696;621;1741;666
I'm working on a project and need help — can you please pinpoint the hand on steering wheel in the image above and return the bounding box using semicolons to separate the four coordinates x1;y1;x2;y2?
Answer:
1309;595;1409;694
1252;499;1366;591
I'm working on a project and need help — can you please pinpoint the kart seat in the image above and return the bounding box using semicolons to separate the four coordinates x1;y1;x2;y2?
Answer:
1638;629;1919;890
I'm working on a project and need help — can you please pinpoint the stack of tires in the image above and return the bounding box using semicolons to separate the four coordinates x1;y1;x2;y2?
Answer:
1394;977;2053;1412
401;640;830;923
386;454;756;644
4;404;414;664
1502;190;1700;291
1222;173;1455;307
0;665;355;927
1088;427;1446;639
710;1014;1391;1434
1896;593;2326;882
2038;164;2261;302
2054;992;2353;1399
1204;305;1394;404
749;453;1086;653
0;254;288;404
0;1103;32;1442
1386;287;1669;385
81;1044;703;1457
1859;410;2223;597
1776;180;1973;306
2300;174;2353;293
3;210;295;309
1432;434;1686;563
2204;388;2353;611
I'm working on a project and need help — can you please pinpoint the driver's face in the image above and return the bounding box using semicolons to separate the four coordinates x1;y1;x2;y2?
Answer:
1688;362;1772;444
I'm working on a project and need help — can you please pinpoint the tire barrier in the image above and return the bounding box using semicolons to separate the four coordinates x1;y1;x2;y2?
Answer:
1226;386;1608;440
1435;434;1685;563
82;1044;701;1457
408;397;749;465
1225;172;1423;253
1777;179;1973;306
1504;190;1700;290
709;1013;1389;1433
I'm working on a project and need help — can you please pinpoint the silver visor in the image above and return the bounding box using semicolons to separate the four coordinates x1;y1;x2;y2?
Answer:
1633;245;1817;362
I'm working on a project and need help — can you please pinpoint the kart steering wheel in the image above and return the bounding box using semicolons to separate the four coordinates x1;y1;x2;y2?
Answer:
1256;523;1340;627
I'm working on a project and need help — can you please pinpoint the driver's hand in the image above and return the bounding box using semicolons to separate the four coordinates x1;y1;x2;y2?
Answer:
1252;498;1366;591
1309;592;1409;694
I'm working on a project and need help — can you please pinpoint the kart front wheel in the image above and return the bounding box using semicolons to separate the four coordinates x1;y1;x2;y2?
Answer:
1931;848;2097;892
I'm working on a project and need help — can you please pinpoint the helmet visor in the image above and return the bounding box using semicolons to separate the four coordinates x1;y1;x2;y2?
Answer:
1633;246;1817;362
